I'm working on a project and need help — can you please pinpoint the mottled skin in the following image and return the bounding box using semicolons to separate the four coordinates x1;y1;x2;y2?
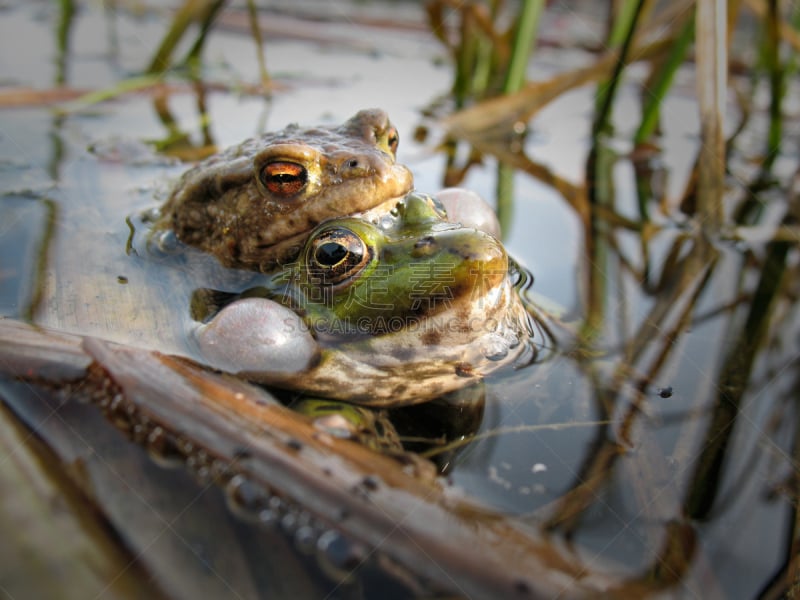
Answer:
156;109;413;270
195;193;533;406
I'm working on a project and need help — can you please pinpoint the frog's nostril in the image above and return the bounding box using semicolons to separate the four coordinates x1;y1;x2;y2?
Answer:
411;235;438;258
414;236;436;249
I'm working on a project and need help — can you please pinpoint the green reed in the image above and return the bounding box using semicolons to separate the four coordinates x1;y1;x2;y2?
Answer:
438;0;798;233
591;0;650;138
146;0;228;75
756;0;787;185
633;14;694;145
497;0;544;235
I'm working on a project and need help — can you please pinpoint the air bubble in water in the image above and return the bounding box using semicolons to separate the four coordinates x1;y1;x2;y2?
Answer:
225;474;271;521
145;426;184;467
379;214;394;230
155;229;178;253
258;508;279;525
481;335;509;361
294;525;318;555
316;530;367;583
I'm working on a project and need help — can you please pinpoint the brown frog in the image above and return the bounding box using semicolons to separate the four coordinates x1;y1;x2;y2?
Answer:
154;109;413;271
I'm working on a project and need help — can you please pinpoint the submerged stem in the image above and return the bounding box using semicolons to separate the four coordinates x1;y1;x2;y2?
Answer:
685;217;793;519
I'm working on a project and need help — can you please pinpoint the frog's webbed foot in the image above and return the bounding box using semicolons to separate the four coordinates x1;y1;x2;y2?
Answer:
193;297;320;380
290;398;404;454
289;397;439;475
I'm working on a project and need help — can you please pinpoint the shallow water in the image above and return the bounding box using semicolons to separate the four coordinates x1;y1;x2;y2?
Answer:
1;1;798;598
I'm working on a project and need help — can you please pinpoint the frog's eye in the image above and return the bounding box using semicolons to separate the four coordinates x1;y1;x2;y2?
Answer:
260;161;307;197
309;228;371;285
385;126;399;156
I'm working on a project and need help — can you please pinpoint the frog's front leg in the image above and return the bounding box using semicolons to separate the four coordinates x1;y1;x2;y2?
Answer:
193;297;319;380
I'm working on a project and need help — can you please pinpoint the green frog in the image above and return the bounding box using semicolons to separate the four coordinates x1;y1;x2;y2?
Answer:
154;109;413;271
192;192;535;407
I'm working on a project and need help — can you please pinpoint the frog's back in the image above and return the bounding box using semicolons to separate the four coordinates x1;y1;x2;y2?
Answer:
155;109;413;271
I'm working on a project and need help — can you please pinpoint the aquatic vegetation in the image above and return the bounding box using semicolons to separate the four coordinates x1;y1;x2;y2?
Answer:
0;1;798;597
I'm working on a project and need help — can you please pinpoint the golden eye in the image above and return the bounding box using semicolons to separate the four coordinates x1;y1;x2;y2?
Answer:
308;228;371;285
385;125;399;156
259;161;307;196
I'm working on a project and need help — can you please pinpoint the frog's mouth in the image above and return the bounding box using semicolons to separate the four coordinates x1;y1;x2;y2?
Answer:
299;274;536;406
429;234;510;317
354;194;412;221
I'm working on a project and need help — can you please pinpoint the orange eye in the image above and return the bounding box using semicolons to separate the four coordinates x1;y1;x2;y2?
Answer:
259;161;307;196
385;126;399;156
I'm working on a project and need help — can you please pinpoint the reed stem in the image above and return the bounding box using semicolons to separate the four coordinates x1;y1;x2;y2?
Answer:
694;0;727;232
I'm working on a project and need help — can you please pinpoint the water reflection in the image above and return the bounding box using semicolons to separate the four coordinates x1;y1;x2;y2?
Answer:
0;194;56;320
438;105;798;595
0;1;797;598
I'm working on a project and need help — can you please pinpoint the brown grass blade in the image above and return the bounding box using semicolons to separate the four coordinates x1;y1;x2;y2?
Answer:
694;0;728;231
